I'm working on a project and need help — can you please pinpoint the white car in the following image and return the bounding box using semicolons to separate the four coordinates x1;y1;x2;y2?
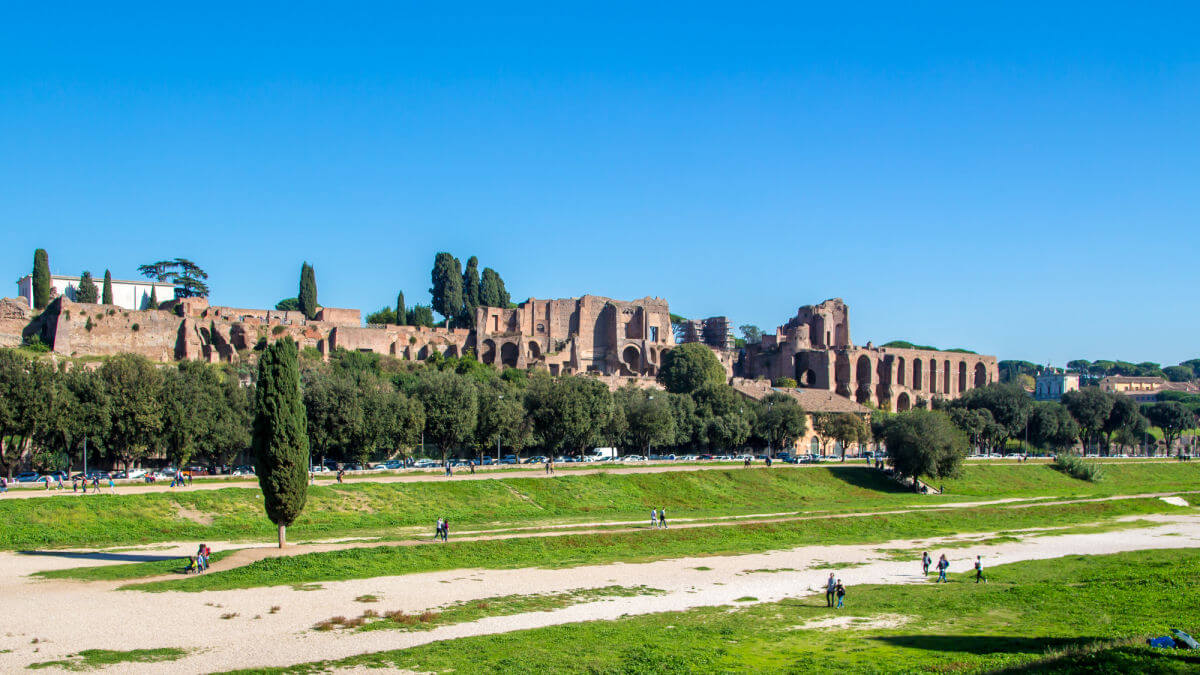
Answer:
124;468;148;480
620;455;645;462
309;465;328;473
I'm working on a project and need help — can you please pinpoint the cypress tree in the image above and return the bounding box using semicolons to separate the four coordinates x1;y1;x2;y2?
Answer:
461;256;481;327
495;271;511;307
76;271;99;303
32;249;51;309
429;252;463;326
252;337;309;548
102;270;114;305
149;285;158;309
395;291;407;326
298;262;318;320
480;267;500;307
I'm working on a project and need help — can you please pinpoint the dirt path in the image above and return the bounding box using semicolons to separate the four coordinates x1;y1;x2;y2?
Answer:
2;511;1197;674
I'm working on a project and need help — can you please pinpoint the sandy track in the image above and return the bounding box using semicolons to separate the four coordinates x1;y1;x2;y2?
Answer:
1;508;1198;673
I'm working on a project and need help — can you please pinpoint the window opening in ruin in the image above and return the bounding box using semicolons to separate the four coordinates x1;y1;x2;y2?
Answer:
650;326;659;342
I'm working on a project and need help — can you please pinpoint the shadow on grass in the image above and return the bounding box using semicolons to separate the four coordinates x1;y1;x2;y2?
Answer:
869;634;1101;656
824;465;911;495
18;550;178;563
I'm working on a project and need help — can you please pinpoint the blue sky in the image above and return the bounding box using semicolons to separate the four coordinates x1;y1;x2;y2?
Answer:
2;3;1197;366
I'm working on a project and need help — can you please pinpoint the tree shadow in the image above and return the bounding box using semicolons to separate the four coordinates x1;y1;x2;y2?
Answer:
18;550;178;563
824;465;910;494
869;634;1101;656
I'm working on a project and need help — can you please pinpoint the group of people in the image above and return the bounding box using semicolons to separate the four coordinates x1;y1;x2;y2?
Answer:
185;543;212;574
169;471;192;488
72;475;114;493
434;517;451;541
824;573;847;608
922;551;987;583
649;508;668;529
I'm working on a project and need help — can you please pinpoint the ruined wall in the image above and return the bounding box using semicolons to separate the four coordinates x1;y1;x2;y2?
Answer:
0;298;32;348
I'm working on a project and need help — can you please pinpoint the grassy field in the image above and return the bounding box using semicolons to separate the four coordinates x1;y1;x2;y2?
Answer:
4;462;1199;551
125;497;1190;592
222;548;1200;674
29;648;188;671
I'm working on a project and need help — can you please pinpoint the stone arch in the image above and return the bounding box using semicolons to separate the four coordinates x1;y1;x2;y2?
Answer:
943;360;952;395
481;339;496;364
929;361;939;394
958;361;967;393
974;362;988;388
621;345;641;372
896;356;906;386
896;392;912;412
834;352;851;397
855;355;872;403
912;358;923;390
445;344;459;358
500;341;519;368
799;368;817;387
528;341;542;360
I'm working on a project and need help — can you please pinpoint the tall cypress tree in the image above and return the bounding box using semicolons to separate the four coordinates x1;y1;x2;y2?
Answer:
298;262;318;320
429;252;463;326
395;291;407;326
76;271;99;303
252;338;309;548
480;267;511;307
102;270;114;305
149;285;158;309
32;249;51;310
461;256;481;327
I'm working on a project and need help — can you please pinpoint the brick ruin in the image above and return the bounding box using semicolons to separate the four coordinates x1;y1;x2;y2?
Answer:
739;298;998;410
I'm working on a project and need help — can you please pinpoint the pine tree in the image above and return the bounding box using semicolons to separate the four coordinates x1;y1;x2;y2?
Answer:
395;291;407;326
32;249;51;309
298;262;318;320
149;285;158;309
102;270;114;305
76;271;99;303
429;252;463;326
252;338;309;547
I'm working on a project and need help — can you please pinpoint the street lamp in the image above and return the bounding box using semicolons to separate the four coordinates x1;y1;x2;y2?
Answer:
496;395;503;462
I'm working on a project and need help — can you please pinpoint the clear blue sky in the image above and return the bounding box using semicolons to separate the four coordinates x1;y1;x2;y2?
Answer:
3;3;1197;366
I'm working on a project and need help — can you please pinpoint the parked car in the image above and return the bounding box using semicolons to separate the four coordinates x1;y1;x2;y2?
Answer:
381;460;403;470
500;455;520;465
15;471;41;483
309;465;328;473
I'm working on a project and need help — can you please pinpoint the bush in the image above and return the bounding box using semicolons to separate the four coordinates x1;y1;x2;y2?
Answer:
23;335;50;353
85;317;94;332
1053;454;1105;482
272;325;287;336
772;377;798;388
131;323;140;332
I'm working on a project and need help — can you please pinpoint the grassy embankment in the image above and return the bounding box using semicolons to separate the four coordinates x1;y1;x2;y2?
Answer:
4;462;1199;551
125;497;1191;592
224;548;1200;674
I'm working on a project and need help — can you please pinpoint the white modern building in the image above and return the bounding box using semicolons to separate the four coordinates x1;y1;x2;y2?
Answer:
1034;371;1080;401
16;273;176;311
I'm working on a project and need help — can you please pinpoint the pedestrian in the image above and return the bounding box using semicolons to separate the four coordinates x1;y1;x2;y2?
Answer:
0;476;6;494
72;476;78;493
936;554;949;583
337;468;344;484
974;555;986;583
435;517;444;541
549;457;555;474
107;476;116;494
824;573;837;606
650;508;658;528
835;579;846;609
186;472;192;487
544;458;551;474
922;551;932;576
469;460;475;474
658;507;667;529
442;518;450;541
92;475;100;492
43;475;50;490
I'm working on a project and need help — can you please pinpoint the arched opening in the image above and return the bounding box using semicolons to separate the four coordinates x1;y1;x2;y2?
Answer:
855;355;872;403
810;437;821;454
896;357;906;386
896;392;911;412
481;339;496;364
835;323;848;347
834;353;851;396
528;341;542;360
929;361;939;394
958;362;967;393
500;342;519;367
799;368;817;387
974;362;988;388
943;360;952;395
912;358;923;390
445;344;459;358
621;345;641;372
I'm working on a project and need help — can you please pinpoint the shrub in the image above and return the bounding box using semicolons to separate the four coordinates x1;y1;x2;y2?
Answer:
272;325;287;336
1053;454;1105;482
85;317;94;332
23;335;50;352
772;377;798;388
131;323;140;332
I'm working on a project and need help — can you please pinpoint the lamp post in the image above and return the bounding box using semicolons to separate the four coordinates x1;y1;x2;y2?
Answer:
496;395;503;462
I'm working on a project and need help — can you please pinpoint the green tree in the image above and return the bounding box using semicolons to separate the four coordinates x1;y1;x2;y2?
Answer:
0;350;54;478
407;304;435;327
32;249;51;309
138;258;210;298
303;371;363;464
1146;401;1196;457
365;307;396;325
1028;401;1080;453
658;343;726;394
430;252;464;326
298;262;318;319
825;413;868;461
755;393;807;456
954;383;1033;453
275;297;301;312
948;407;992;453
1062;388;1115;453
1101;395;1141;455
480;267;510;307
668;392;700;448
619;388;676;455
101;270;114;305
160;361;223;468
1163;366;1193;383
525;374;613;457
207;377;252;468
415;369;478;461
883;409;968;490
252;338;309;547
395;291;407;326
691;383;752;451
98;354;163;475
461;256;481;327
739;325;763;345
75;271;99;303
772;377;798;388
475;381;530;461
148;285;158;309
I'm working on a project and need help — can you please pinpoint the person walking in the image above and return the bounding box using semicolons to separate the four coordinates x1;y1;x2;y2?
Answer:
658;507;667;529
544;458;551;474
650;508;658;529
186;472;193;487
835;580;846;609
442;518;450;541
468;460;475;474
825;573;837;607
92;475;101;492
107;476;116;494
936;554;949;583
922;551;932;576
974;555;987;583
0;476;7;494
72;476;79;493
435;517;444;541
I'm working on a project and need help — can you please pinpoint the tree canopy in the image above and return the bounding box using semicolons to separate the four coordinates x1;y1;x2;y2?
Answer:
32;249;51;310
658;343;726;394
883;410;968;487
252;338;309;547
76;271;99;304
298;262;318;319
138;258;210;298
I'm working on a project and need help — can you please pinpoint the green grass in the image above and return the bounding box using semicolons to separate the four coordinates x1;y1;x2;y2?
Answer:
28;648;187;671
323;585;665;633
219;549;1200;674
4;463;1199;551
125;497;1189;592
33;550;234;582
